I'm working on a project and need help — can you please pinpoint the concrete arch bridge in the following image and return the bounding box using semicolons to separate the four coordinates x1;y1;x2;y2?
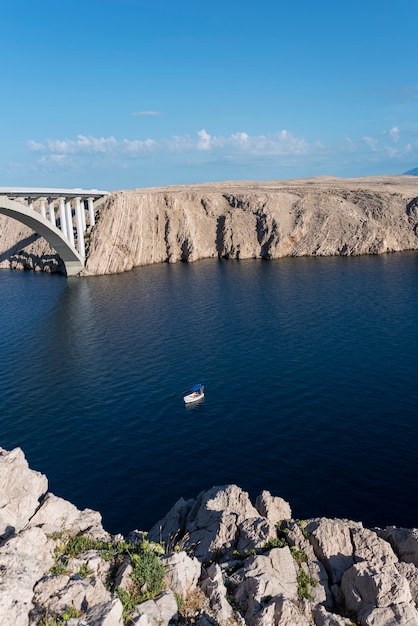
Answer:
0;188;109;275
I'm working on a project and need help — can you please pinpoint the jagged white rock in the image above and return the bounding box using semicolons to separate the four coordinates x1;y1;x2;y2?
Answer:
255;490;292;523
129;589;178;625
28;492;107;540
341;561;415;624
66;598;123;626
0;447;48;539
306;517;363;585
32;575;111;617
236;517;278;555
161;550;201;598
378;526;418;566
0;526;55;626
200;563;234;623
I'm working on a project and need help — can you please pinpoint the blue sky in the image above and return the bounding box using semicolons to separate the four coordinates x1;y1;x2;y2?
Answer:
2;0;418;191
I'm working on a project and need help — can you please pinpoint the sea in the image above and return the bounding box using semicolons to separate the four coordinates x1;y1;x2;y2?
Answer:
1;252;418;535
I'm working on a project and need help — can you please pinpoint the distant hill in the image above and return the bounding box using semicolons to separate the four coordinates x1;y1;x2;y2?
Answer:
404;167;418;175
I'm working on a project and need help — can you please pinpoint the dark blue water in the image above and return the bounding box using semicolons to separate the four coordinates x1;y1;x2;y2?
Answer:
1;254;418;535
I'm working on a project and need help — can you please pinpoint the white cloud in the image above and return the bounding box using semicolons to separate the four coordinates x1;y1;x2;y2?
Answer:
25;126;418;176
361;136;378;151
27;140;45;152
389;126;400;143
27;129;321;160
27;129;321;155
131;111;162;116
197;129;212;151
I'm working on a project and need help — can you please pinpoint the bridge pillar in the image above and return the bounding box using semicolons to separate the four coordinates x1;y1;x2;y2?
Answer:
81;200;87;232
65;200;75;247
74;197;85;257
48;199;56;227
27;197;33;211
58;197;67;239
87;197;95;226
40;198;47;219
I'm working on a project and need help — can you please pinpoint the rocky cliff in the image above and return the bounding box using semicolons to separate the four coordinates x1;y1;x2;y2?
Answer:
1;176;418;275
2;447;418;626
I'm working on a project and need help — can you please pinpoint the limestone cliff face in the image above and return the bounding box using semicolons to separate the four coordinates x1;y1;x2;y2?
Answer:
1;176;418;275
82;176;418;275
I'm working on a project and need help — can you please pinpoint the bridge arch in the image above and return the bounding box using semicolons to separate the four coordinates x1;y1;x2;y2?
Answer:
0;188;108;276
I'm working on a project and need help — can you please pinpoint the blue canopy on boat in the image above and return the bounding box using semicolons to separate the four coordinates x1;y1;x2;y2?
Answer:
191;384;203;391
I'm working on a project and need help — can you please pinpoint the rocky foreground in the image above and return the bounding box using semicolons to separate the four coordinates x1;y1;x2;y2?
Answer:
2;448;418;626
1;176;418;275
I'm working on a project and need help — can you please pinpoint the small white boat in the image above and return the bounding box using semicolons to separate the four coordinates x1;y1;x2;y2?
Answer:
183;384;204;404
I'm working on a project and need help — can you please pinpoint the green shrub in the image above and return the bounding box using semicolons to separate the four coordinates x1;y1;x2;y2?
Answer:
49;560;69;577
130;547;165;600
290;546;308;564
78;563;94;578
263;536;287;551
39;605;81;625
297;568;317;601
116;587;139;623
297;520;311;538
61;606;81;620
64;535;102;557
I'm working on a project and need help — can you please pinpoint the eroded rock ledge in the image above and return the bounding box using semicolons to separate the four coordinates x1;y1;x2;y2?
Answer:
1;176;418;275
2;447;418;626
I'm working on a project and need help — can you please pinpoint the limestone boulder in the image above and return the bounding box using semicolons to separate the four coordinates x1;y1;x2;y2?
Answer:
32;574;111;617
236;517;278;555
351;527;398;568
306;518;363;585
234;547;299;624
341;561;416;623
0;526;55;626
130;589;178;625
312;605;354;625
0;447;48;539
255;491;292;524
180;485;260;561
396;561;418;604
200;563;234;623
161;550;201;598
28;492;107;539
378;527;418;566
361;603;418;626
250;597;311;626
66;598;123;625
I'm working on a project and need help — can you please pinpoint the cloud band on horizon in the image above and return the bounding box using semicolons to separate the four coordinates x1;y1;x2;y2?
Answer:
26;126;414;171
